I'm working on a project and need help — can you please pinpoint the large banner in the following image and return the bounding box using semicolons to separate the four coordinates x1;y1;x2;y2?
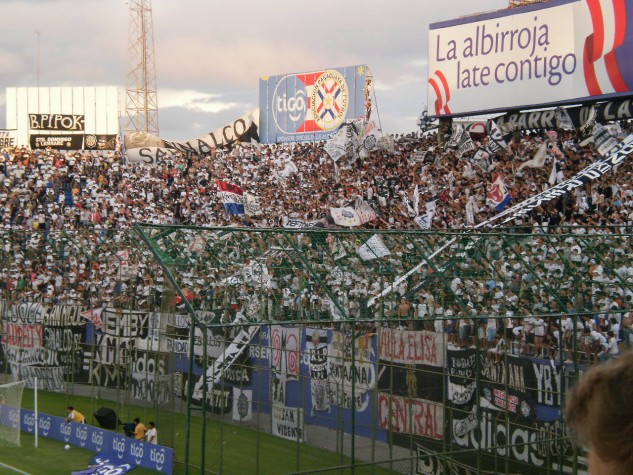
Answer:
327;329;376;411
259;65;367;143
28;114;85;131
124;110;259;157
29;134;85;150
0;302;87;390
84;134;117;150
272;404;304;442
428;0;633;117
378;327;445;368
27;134;117;150
495;97;633;132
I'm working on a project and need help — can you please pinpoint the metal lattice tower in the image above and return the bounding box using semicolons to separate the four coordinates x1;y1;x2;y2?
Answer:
125;0;160;136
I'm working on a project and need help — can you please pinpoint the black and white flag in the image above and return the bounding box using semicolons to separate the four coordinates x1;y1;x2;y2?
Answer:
486;120;508;154
417;110;437;134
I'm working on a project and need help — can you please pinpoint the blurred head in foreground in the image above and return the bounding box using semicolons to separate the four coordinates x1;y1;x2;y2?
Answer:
564;350;633;475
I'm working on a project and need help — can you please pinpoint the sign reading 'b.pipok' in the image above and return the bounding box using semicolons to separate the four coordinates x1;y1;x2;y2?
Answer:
28;113;85;131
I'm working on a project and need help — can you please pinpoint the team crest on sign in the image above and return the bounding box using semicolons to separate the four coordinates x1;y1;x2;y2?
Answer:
85;135;97;148
311;70;349;131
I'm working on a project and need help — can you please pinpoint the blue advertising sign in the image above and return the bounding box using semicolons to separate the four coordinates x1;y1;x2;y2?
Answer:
259;65;368;143
18;409;173;474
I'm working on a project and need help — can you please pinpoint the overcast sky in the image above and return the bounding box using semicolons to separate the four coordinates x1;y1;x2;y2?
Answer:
0;0;507;141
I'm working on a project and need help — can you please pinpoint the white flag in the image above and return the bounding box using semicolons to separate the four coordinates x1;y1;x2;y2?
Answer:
414;201;436;229
412;185;420;216
329;299;345;320
413;212;434;229
357;234;391;261
447;124;464;149
244;193;262;216
278;160;298;178
593;123;619;156
426;199;437;215
325;126;348;162
548;156;558;186
555;107;575;130
518;142;547;170
465;197;476;226
377;134;395;153
330;199;376;227
360;120;380;153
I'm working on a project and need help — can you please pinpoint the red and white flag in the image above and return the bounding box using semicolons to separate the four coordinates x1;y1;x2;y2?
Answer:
81;308;104;332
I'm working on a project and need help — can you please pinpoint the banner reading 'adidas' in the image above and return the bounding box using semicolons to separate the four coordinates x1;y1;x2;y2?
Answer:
259;65;368;144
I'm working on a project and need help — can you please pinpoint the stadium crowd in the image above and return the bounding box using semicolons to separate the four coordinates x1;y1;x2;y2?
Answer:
1;122;633;362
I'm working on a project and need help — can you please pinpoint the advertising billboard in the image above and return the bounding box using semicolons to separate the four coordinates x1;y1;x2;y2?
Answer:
15;409;174;474
5;86;121;149
428;0;633;117
259;65;367;143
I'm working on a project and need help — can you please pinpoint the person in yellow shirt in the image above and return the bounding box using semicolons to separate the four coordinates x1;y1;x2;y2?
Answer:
65;406;85;424
133;417;147;440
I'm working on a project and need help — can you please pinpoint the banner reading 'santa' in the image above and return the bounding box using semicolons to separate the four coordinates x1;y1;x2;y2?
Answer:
428;0;633;117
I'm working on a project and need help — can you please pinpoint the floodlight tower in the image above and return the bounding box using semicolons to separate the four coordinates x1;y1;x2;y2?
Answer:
125;0;160;136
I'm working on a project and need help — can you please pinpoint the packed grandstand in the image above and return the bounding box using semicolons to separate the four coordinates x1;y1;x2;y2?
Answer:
4;0;633;473
1;122;632;363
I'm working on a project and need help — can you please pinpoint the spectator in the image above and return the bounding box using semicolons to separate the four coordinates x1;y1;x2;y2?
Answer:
65;406;85;424
487;332;508;363
581;327;607;362
133;417;147;440
146;421;158;445
565;350;633;475
599;331;619;361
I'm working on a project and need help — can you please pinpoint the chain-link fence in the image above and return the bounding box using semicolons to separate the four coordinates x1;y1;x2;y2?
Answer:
1;225;631;473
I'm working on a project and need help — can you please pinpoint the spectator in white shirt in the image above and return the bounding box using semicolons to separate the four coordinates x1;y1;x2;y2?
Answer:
599;331;619;361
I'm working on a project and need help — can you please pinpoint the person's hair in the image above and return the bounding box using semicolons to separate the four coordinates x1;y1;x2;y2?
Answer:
68;406;73;410
149;421;155;427
564;351;633;473
133;417;140;423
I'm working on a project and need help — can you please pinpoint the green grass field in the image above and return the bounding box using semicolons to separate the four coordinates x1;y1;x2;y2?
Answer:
0;389;400;475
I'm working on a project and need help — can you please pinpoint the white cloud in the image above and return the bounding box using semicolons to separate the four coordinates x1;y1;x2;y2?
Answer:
0;0;509;137
159;89;245;114
408;59;429;69
373;80;395;92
